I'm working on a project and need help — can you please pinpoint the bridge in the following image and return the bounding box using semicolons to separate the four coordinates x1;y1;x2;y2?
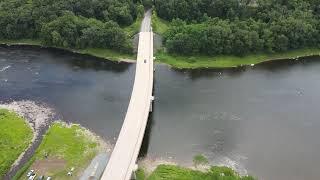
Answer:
101;10;154;180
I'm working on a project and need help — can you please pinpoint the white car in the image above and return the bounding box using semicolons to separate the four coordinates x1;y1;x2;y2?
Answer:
28;174;36;180
27;170;35;177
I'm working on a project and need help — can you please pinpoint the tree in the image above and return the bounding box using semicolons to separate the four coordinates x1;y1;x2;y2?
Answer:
159;0;320;56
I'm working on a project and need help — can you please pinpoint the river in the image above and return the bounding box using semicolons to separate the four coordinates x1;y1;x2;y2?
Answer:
1;45;320;180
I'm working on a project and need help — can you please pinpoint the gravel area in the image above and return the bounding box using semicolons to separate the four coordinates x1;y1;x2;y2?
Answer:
0;100;55;136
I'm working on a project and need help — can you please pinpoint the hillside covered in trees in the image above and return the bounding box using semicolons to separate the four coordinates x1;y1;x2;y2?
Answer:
155;0;320;56
0;0;149;52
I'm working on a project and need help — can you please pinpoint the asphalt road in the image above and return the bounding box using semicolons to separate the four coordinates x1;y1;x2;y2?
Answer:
140;9;152;32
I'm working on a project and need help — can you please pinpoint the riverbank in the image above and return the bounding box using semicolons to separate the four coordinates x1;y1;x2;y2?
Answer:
1;39;320;69
0;101;55;179
156;48;320;69
150;11;320;69
136;154;254;180
0;109;33;178
0;39;135;63
137;164;254;180
0;101;109;179
14;121;110;180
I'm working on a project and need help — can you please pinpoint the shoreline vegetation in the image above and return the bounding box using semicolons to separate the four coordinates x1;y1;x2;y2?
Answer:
0;109;33;178
0;101;55;179
14;122;109;180
0;102;108;179
136;154;254;180
151;0;320;69
156;48;320;69
0;0;142;58
1;39;320;69
0;0;148;64
137;165;254;180
0;39;135;63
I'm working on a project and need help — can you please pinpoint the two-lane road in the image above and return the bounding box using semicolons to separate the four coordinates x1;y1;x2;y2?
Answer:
141;9;152;32
101;10;154;180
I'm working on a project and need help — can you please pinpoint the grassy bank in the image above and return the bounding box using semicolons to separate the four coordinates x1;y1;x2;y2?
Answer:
151;11;170;35
0;109;33;177
137;165;254;180
14;122;105;180
124;17;143;37
156;48;320;69
0;39;135;62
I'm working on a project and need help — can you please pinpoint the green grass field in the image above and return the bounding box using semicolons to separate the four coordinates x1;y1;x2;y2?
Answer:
151;11;170;35
138;165;254;180
0;109;33;177
156;48;320;69
14;122;103;180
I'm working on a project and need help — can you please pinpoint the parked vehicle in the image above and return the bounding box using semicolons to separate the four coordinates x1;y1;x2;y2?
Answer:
28;174;36;180
27;170;35;177
67;167;75;176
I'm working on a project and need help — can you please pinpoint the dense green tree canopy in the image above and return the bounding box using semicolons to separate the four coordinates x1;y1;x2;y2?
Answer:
156;0;320;56
0;0;141;52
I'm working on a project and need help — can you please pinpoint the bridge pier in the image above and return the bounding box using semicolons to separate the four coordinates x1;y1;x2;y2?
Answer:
130;164;139;180
150;96;155;112
131;171;137;180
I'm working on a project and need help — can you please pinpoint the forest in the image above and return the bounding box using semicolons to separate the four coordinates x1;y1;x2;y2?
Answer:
155;0;320;56
0;0;149;52
0;0;319;56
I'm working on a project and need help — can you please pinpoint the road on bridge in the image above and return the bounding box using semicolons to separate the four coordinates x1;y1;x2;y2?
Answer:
101;10;154;180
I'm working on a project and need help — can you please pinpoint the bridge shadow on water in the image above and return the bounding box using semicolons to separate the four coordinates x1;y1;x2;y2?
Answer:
138;110;154;158
138;80;156;158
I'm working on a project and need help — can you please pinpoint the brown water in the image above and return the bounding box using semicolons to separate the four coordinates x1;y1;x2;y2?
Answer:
1;46;320;179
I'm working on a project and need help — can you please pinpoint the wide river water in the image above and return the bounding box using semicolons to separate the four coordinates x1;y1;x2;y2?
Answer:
1;46;320;180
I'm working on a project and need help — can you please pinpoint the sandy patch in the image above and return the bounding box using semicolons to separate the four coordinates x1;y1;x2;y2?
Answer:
119;58;136;63
138;156;177;174
31;158;66;175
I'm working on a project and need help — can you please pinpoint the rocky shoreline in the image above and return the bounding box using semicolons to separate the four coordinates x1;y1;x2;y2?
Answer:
0;100;111;179
0;101;56;179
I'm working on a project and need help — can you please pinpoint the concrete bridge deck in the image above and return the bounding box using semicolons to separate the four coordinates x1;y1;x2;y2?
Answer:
101;10;154;180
